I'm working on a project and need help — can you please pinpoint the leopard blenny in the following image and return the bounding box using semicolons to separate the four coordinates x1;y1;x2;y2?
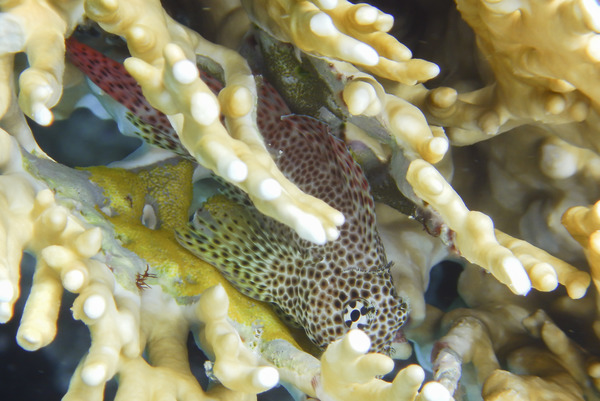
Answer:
178;78;409;354
67;37;408;354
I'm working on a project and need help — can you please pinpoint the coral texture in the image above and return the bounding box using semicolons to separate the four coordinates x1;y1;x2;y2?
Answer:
1;0;599;400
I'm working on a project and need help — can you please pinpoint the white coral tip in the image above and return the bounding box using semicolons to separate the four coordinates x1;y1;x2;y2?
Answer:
314;0;338;10
404;364;426;383
0;302;10;323
191;92;220;126
173;59;199;84
428;137;449;159
35;189;55;207
376;14;394;32
352;43;379;66
33;104;53;126
81;363;107;386
222;159;248;182
332;211;345;226
420;381;451;401
540;142;577;179
424;63;441;80
19;330;42;349
581;0;600;32
355;6;378;25
0;280;14;302
63;270;85;292
253;367;279;389
310;13;337;37
258;178;282;200
83;294;107;319
530;263;558;292
502;256;531;295
344;81;374;115
42;208;67;231
347;329;371;354
326;227;340;241
294;212;326;245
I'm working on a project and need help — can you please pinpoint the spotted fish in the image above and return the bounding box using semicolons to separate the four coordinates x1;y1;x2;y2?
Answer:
66;37;408;353
178;78;409;354
65;37;222;159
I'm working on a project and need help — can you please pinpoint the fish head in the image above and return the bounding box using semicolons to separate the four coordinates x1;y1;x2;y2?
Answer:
304;267;408;355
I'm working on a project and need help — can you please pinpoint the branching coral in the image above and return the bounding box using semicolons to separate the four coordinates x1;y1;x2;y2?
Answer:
419;0;600;149
1;0;600;400
316;329;450;401
242;0;440;84
85;0;348;245
0;0;345;244
444;263;597;400
0;0;82;128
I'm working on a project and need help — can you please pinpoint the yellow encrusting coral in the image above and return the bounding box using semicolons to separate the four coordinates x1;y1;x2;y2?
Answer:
85;158;303;347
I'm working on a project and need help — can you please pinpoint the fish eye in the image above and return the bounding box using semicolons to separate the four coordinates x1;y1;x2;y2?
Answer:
342;298;373;330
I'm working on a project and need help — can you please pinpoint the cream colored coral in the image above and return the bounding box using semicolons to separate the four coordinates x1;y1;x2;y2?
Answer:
82;0;344;244
195;284;279;394
428;264;595;400
0;124;275;399
21;268;282;401
422;0;600;146
0;0;83;125
113;356;254;401
67;263;141;388
242;0;439;84
562;202;600;297
460;0;600;106
539;136;600;181
562;201;600;338
0;128;136;390
0;128;102;332
406;159;531;295
317;329;451;401
407;157;591;297
383;94;449;164
495;230;590;299
432;313;501;396
0;0;81;155
483;310;594;400
429;269;539;398
260;327;451;400
562;201;600;249
114;285;266;401
63;285;266;401
522;310;591;390
326;59;449;164
483;368;584;401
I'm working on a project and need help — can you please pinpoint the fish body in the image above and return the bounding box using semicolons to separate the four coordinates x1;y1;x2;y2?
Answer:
67;37;408;353
179;78;408;353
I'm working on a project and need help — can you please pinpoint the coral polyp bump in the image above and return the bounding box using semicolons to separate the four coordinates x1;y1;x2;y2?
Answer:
1;0;600;401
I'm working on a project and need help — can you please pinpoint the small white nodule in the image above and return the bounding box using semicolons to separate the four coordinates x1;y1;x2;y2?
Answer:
83;294;106;320
141;204;158;230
